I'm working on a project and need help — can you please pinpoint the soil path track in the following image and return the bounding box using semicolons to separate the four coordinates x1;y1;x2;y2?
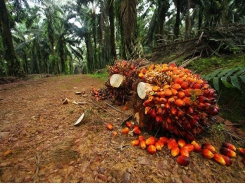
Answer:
0;74;245;182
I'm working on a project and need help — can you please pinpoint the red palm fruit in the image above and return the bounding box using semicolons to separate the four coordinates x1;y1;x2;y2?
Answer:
203;83;210;89
126;121;132;128
193;83;203;89
175;99;185;107
154;97;161;104
121;127;129;134
156;116;163;123
202;143;216;152
112;131;117;137
168;138;178;150
220;147;236;158
178;91;185;99
164;89;173;97
147;145;157;154
213;153;226;166
172;83;181;90
150;108;157;118
202;149;214;159
242;157;245;165
187;106;194;114
171;146;180;157
238;148;245;156
171;108;178;115
198;96;207;103
191;140;202;152
155;141;162;151
166;117;172;124
222;155;232;166
171;88;178;96
157;140;164;148
131;139;140;146
138;135;145;141
180;147;190;157
181;82;190;90
106;123;113;130
183;144;194;152
178;139;186;148
159;136;168;144
196;79;204;84
177;110;184;118
140;140;147;149
222;142;236;152
146;136;157;146
174;78;184;85
143;99;153;107
133;128;141;135
198;102;205;110
209;106;219;115
130;63;135;70
177;155;190;166
204;102;211;110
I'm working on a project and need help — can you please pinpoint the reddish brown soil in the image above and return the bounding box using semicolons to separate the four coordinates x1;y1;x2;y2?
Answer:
0;74;245;182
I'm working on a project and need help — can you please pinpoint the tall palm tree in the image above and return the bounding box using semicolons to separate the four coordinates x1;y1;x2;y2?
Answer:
0;0;24;76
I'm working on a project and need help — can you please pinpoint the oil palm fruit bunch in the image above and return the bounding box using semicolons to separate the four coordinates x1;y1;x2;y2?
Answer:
93;59;143;105
136;62;219;140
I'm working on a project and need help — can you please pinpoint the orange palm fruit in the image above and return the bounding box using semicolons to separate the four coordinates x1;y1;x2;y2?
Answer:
180;147;190;157
112;131;117;137
238;148;245;156
121;127;129;134
174;78;184;85
174;99;185;107
168;97;175;104
220;147;236;158
164;89;172;97
163;84;170;89
166;117;172;124
171;146;180;157
138;72;144;79
146;136;157;146
181;81;190;90
152;86;160;92
126;121;132;128
193;83;202;89
147;145;157;154
165;103;171;109
168;138;178;150
172;83;181;90
171;108;178;115
155;141;162;151
106;123;113;130
213;153;226;166
159;136;168;144
157;140;164;148
171;88;178;95
177;139;186;148
157;91;165;98
202;148;214;159
222;142;236;152
222;155;232;166
183;144;194;152
140;140;147;149
131;139;140;146
177;155;190;166
191;140;202;152
202;143;216;152
178;91;185;99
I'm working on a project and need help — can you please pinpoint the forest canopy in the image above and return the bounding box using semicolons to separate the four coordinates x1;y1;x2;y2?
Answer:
0;0;245;77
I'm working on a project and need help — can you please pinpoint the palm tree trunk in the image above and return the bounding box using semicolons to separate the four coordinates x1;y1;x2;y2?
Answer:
0;0;23;77
108;0;116;63
174;0;181;38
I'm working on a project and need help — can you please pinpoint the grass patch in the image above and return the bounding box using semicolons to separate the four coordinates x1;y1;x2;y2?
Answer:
87;69;108;81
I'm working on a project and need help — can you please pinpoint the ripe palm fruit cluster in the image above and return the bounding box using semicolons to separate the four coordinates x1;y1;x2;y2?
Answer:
138;63;219;140
92;59;142;105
